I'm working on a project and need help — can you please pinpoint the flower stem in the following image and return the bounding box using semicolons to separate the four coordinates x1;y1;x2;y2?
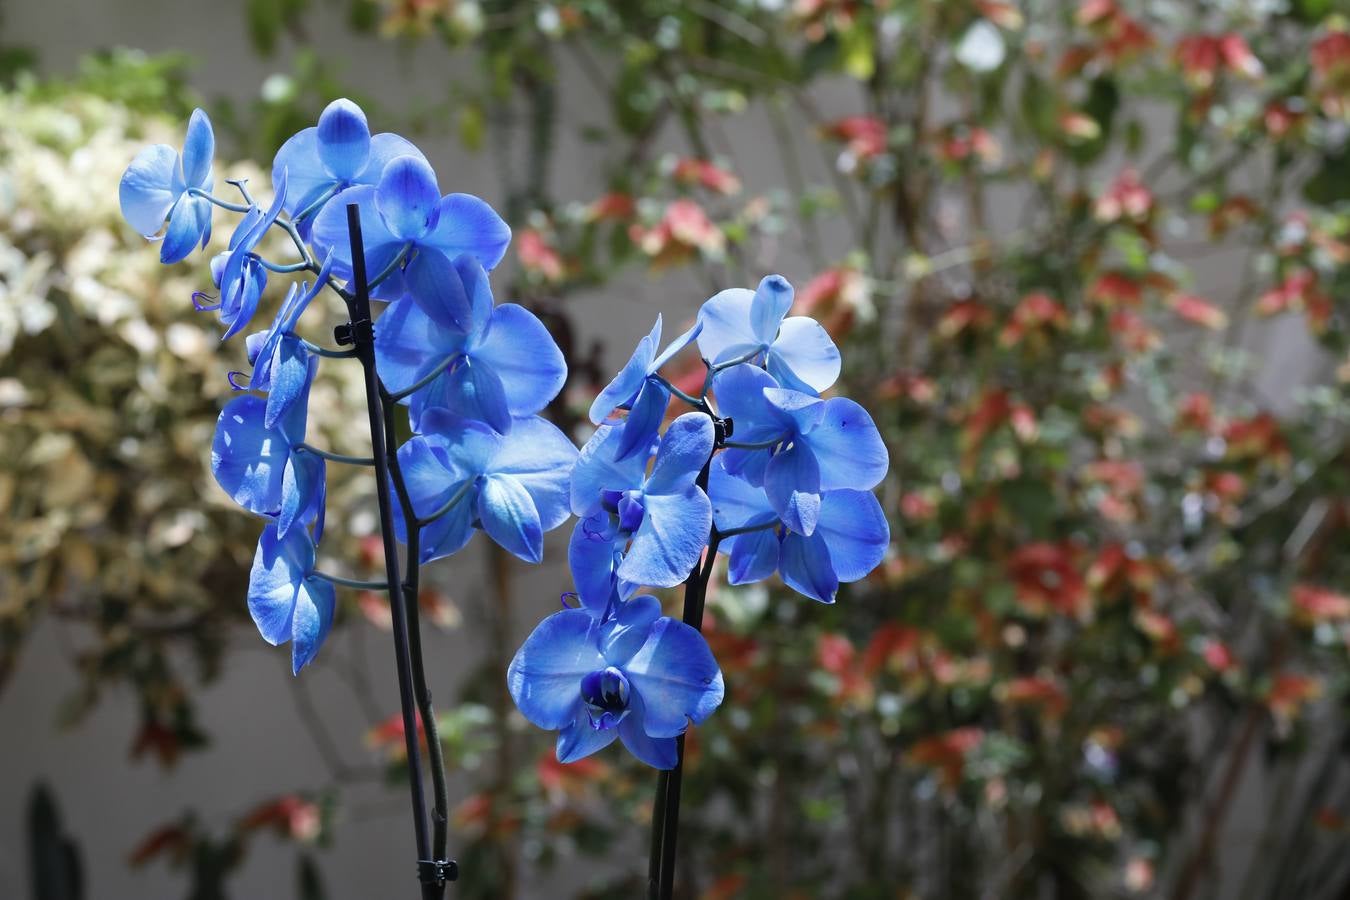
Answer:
312;571;388;591
387;353;460;403
648;456;723;900
297;443;375;466
383;386;453;882
343;203;452;897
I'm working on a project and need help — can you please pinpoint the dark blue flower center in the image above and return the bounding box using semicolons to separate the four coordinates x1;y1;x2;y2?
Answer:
600;488;646;535
580;666;631;731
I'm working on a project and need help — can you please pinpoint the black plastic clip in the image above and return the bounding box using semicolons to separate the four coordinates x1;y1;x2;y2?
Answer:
713;415;734;448
417;859;459;884
334;318;374;347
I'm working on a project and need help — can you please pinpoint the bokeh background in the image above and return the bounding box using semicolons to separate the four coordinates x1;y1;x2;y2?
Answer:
3;1;1350;898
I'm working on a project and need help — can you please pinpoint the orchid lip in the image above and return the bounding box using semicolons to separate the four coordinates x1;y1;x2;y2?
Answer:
580;666;632;731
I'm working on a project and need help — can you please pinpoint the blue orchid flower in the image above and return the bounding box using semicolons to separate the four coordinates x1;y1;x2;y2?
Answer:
374;254;566;433
244;253;335;428
391;411;577;564
709;456;889;603
211;362;326;540
248;523;336;674
311;154;511;300
588;315;703;462
119;108;216;264
697;274;841;394
205;169;288;342
567;512;638;613
712;364;887;538
570;412;714;589
507;594;724;769
272;98;427;235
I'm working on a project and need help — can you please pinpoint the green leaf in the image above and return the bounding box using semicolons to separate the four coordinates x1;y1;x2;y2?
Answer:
1019;72;1057;141
246;0;284;56
347;0;379;33
457;102;485;153
1303;148;1350;205
840;26;875;80
1068;77;1119;164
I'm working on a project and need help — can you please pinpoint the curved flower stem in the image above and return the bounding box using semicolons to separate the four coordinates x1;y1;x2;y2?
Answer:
188;189;251;214
342;204;451;897
368;242;414;293
713;520;777;539
294;183;340;223
708;346;765;373
254;256;312;274
297;443;375;466
653;374;710;412
722;438;780;451
300;339;358;359
649;449;723;900
313;571;389;591
414;479;474;530
387;353;460;404
698;347;766;401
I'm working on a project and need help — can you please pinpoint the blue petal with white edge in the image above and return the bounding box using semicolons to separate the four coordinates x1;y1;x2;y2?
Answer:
376;155;440;241
490;416;578;532
309;184;405;285
290;574;335;674
478;474;544;563
711;365;787;445
769;316;841;394
708;455;777;532
557;717;619;763
749;274;794;344
316;98;371;181
160;193;212;264
423;193;512;271
372;295;456;396
805;397;889;492
569;424;650;517
623;617;724;738
179;108;215;189
211;394;293;516
389;433;469;543
599;594;662;664
263;338;313;429
406;247;473;332
725;528;781;585
411;355;511;434
696;288;760;365
278;448;325;540
248;523;308;646
650;319;703;372
619;488;711;588
568;516;625;612
615;379;668;462
815;489;889;582
645;413;714;496
619;692;679;769
779;528;838;603
764;441;821;536
507;608;606;730
590;316;660;425
119;144;179;236
471;304;567;419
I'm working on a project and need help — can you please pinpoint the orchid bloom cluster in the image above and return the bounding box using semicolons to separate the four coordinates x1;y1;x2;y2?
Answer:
118;99;572;675
118;99;889;773
507;275;891;768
